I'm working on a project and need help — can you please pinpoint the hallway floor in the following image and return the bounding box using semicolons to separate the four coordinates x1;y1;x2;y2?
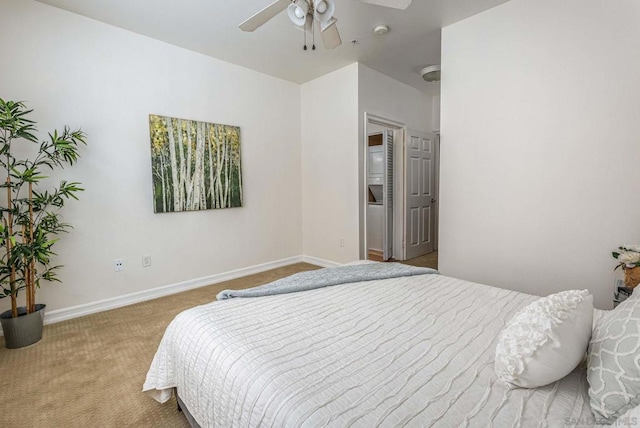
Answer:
400;251;438;270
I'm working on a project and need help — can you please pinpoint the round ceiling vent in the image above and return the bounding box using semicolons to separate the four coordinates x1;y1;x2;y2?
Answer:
420;65;441;83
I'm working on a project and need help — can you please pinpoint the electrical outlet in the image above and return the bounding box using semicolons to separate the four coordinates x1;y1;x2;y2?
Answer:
114;259;124;272
339;237;344;247
142;255;152;268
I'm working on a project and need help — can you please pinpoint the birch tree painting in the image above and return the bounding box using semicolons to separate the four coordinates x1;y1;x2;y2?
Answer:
149;115;243;213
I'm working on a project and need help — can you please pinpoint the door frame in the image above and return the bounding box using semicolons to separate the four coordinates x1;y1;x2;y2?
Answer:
361;112;406;261
433;131;440;251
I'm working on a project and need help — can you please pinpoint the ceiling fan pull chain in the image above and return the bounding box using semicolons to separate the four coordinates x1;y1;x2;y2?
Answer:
303;23;308;50
312;15;316;50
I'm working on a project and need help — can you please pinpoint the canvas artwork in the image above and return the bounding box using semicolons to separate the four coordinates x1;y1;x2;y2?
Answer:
149;114;243;213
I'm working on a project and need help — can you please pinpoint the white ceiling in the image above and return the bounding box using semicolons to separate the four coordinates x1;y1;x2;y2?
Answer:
35;0;509;94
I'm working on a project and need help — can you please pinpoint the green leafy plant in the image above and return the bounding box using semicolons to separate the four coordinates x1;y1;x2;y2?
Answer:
0;98;86;318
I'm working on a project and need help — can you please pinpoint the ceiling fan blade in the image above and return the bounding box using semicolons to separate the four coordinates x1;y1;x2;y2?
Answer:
357;0;412;10
321;19;342;49
239;0;290;32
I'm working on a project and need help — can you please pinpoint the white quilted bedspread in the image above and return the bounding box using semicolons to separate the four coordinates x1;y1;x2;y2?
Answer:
143;274;596;427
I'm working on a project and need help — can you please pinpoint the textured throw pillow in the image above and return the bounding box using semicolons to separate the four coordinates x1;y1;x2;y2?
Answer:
610;402;640;428
587;292;640;424
495;289;594;389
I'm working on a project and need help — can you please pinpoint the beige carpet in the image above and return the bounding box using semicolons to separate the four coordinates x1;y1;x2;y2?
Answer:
0;263;319;428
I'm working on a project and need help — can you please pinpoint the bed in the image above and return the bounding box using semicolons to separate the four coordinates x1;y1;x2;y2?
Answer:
143;263;608;427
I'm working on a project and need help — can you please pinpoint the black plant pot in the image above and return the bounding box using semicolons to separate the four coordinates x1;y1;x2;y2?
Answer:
0;304;46;349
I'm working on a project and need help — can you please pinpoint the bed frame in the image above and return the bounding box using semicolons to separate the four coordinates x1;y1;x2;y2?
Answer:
175;388;201;428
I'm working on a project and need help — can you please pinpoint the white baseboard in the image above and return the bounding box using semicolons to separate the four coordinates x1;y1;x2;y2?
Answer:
0;254;344;335
43;255;309;327
40;254;342;327
300;255;341;268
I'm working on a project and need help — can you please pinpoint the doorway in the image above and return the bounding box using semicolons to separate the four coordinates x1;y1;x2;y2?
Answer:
362;114;439;268
403;129;438;261
365;125;395;261
363;116;403;262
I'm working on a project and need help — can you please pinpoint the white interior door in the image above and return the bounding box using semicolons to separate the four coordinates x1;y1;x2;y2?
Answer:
382;130;393;260
404;129;435;260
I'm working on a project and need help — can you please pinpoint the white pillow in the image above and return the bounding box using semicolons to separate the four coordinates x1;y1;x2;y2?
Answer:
609;402;640;428
494;289;594;389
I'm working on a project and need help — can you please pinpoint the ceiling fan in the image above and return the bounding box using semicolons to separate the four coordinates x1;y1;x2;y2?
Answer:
239;0;413;51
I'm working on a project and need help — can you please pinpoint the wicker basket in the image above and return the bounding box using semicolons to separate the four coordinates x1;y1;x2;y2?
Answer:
624;266;640;289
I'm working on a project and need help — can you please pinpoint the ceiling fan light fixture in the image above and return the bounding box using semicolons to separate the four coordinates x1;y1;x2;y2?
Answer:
287;1;309;27
420;65;441;83
313;0;335;24
315;1;327;14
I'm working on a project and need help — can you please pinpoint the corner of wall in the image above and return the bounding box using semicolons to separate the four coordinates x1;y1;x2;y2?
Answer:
300;63;360;264
0;0;306;316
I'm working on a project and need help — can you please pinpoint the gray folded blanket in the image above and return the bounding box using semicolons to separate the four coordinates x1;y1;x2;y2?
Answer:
216;262;438;300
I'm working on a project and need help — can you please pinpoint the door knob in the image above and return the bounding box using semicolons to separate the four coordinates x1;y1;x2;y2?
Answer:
431;198;436;203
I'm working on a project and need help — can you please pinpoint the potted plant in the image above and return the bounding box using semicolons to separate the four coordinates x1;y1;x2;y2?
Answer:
0;98;86;348
612;245;640;289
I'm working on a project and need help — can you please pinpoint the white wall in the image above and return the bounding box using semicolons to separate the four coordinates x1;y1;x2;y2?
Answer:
440;0;640;308
358;64;433;258
301;64;360;263
359;64;433;132
432;95;441;131
0;0;302;314
300;64;433;264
